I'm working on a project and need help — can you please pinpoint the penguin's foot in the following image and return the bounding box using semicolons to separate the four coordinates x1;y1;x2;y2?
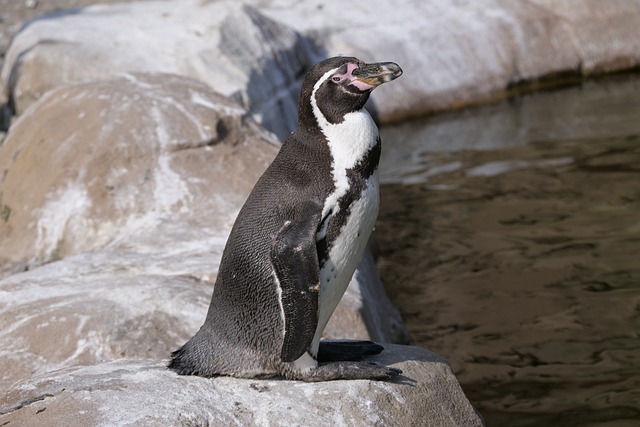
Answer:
297;361;402;382
317;339;384;362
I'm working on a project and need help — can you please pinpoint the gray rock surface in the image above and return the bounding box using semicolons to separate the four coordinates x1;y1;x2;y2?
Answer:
0;72;410;392
0;247;213;391
0;345;485;427
262;0;640;121
0;241;409;391
0;0;319;139
2;0;639;138
0;1;130;78
0;72;277;270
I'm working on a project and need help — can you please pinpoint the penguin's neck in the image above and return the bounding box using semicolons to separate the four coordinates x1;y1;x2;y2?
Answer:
309;80;379;167
307;67;379;173
319;110;379;168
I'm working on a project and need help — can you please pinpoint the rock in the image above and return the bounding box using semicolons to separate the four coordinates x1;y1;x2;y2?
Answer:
0;1;151;68
0;71;274;388
0;0;320;139
0;72;278;271
0;243;408;391
260;0;640;121
0;345;484;427
4;1;640;137
218;5;321;139
0;248;214;391
0;72;410;391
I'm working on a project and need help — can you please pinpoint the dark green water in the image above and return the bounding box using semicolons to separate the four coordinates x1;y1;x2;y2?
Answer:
376;74;640;426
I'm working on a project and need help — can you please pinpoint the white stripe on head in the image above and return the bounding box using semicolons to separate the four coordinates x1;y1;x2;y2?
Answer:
310;66;380;229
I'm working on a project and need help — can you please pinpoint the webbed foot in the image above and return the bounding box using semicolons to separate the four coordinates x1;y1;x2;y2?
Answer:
297;361;402;382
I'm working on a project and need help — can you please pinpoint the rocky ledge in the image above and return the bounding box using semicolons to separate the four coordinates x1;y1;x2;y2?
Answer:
0;345;484;427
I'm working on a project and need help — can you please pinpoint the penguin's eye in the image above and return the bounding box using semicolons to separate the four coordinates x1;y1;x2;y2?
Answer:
331;76;342;83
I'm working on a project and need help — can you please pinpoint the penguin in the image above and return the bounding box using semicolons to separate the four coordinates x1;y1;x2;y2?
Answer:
168;56;403;381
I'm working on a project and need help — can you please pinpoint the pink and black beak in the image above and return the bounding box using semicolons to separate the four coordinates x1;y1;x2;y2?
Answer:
351;62;403;91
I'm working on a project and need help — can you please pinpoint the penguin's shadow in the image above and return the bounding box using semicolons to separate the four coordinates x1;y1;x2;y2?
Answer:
238;9;329;141
396;376;417;386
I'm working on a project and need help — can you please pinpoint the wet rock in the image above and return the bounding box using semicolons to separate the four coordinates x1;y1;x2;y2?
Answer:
0;345;484;427
0;72;410;390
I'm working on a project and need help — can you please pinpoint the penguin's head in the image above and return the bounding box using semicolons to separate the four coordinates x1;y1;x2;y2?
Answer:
298;56;403;127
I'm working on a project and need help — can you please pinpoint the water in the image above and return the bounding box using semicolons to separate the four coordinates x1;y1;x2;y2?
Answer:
376;73;640;426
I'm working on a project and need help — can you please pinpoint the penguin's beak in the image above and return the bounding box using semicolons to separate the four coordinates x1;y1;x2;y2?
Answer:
352;62;403;89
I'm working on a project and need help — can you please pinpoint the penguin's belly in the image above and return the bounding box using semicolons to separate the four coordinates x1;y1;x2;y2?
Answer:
312;171;380;353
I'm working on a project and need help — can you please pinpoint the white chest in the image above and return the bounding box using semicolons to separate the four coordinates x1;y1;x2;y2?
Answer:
320;167;378;282
312;170;379;354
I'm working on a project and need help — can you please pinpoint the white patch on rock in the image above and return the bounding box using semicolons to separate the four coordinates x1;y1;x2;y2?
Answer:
189;90;246;117
154;153;192;213
35;183;91;259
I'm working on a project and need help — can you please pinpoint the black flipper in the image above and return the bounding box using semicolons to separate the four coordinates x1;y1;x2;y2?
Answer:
271;205;322;362
317;340;384;362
